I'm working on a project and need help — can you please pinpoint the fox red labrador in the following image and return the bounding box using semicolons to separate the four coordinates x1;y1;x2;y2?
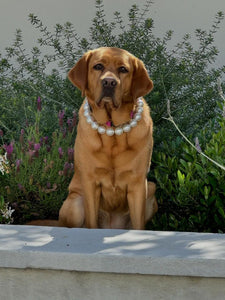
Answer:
58;47;157;230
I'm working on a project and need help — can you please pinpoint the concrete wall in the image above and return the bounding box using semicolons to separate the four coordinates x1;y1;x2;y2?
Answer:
2;269;225;300
0;0;225;69
1;225;225;300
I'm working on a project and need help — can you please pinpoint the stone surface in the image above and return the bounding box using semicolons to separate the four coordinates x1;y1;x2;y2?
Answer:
1;225;225;299
1;225;225;277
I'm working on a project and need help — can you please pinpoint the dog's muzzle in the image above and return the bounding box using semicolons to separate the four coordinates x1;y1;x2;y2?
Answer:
102;77;117;97
96;77;118;108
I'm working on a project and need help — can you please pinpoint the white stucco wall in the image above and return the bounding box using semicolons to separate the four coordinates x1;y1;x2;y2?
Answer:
0;0;225;70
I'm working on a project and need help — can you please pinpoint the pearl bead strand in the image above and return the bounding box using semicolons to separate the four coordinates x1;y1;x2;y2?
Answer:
83;98;144;136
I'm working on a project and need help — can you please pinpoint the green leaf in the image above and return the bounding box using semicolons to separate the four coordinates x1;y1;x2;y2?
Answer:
218;207;225;218
204;186;211;200
177;170;185;185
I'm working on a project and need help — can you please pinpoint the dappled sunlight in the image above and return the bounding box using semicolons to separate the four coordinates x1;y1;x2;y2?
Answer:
103;230;175;244
187;239;225;259
99;242;156;255
99;230;176;255
0;225;54;250
99;230;225;259
1;225;225;263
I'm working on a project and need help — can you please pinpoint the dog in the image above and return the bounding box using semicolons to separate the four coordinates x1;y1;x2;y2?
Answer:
59;47;157;230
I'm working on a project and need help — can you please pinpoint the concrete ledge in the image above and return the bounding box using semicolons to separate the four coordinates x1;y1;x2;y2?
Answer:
1;225;225;299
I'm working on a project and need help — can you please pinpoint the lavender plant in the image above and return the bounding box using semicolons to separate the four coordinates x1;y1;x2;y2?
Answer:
0;97;77;223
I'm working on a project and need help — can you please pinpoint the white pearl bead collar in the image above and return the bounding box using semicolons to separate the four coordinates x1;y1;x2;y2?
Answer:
83;97;144;136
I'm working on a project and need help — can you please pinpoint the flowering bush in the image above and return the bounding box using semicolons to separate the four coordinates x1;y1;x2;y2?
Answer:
0;97;77;223
0;196;14;224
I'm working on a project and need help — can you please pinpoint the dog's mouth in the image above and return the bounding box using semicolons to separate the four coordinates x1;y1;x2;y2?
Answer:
96;90;119;109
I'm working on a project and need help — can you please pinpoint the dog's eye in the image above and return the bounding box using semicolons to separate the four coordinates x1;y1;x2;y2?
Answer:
118;66;128;73
93;64;104;71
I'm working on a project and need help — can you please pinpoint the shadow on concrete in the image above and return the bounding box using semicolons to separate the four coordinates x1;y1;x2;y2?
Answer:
0;225;225;260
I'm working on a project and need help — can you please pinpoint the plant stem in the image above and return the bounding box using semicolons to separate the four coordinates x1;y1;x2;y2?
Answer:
162;80;225;172
163;114;225;171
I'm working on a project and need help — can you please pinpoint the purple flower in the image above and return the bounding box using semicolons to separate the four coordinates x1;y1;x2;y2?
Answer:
46;182;51;189
28;150;35;163
28;140;34;150
67;118;73;132
58;110;65;128
37;96;42;111
68;148;74;162
34;143;41;151
16;159;22;173
19;129;25;145
3;143;14;160
63;162;70;176
63;162;74;176
46;145;51;152
18;183;23;191
0;129;3;137
195;137;202;153
43;136;48;144
58;147;64;159
63;128;67;138
34;143;41;157
72;111;77;127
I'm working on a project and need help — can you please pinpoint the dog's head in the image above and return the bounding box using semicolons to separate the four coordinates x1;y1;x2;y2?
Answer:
68;47;153;109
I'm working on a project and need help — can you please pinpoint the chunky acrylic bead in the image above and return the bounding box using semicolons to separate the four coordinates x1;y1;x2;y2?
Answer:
91;122;99;130
84;110;89;117
115;127;123;135
123;124;131;132
137;99;144;107
130;120;137;127
134;113;142;121
106;128;115;136
98;126;106;134
137;107;143;113
86;116;93;124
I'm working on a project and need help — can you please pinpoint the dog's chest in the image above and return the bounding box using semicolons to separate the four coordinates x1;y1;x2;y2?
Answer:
100;133;131;157
94;137;134;211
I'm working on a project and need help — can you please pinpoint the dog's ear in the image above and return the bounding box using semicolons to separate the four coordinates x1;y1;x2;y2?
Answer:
131;57;153;100
68;51;93;97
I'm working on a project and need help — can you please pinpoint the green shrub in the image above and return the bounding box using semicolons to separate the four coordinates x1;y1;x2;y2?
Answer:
148;113;225;233
0;0;224;145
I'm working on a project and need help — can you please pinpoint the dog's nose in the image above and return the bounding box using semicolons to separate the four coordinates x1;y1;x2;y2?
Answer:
102;77;117;88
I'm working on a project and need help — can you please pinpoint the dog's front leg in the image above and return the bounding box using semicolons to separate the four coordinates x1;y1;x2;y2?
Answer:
127;179;147;230
83;181;101;228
